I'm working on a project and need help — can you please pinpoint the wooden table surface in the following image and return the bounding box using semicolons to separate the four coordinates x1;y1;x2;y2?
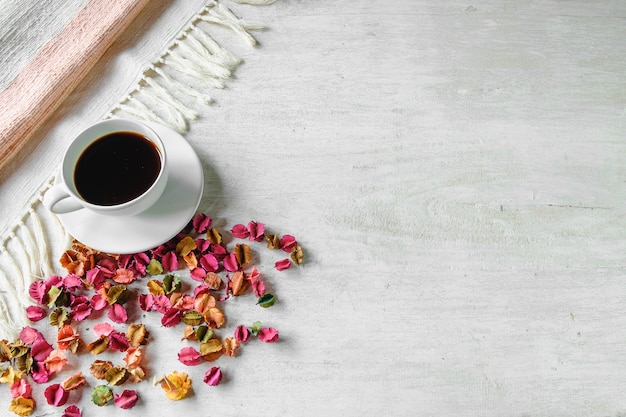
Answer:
1;1;625;416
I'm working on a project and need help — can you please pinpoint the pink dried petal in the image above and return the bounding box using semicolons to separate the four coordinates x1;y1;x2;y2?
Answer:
190;267;207;282
93;322;114;337
193;213;212;233
45;275;63;287
247;221;265;242
153;295;172;313
234;324;250;343
161;307;181;327
139;293;154;311
19;326;43;344
31;339;53;362
86;268;106;289
251;279;266;297
203;366;222;386
162;251;179;271
223;253;239;272
62;405;82;417
211;244;227;260
178;346;202;366
109;331;130;352
90;294;107;311
195;238;211;253
10;378;32;399
70;302;92;322
279;234;298;253
231;224;249;239
107;304;128;324
199;253;219;272
26;305;47;322
63;274;83;290
29;280;48;304
97;259;117;277
44;383;69;406
114;389;138;409
275;258;291;271
258;327;280;343
31;365;52;383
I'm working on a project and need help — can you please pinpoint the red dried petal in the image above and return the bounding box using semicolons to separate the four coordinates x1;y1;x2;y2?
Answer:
161;308;181;327
44;383;69;406
161;251;179;271
109;331;130;352
203;366;222;386
139;294;154;311
279;234;298;253
114;389;138;409
62;405;82;417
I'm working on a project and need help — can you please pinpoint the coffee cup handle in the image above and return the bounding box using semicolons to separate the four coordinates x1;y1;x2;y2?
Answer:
43;183;84;214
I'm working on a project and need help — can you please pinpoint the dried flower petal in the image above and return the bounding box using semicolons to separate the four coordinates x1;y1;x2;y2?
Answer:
231;224;249;239
161;307;182;327
234;324;250;343
109;331;130;352
199;253;218;272
49;308;71;328
257;293;276;308
193;213;212;233
203;272;223;290
258;327;280;343
162;251;179;271
176;236;197;256
223;337;240;357
203;307;225;329
93;322;114;337
223;252;239;272
107;304;128;324
62;372;86;391
9;396;35;416
25;305;47;322
91;385;113;406
178;346;203;366
247;221;265;242
10;378;32;399
44;383;69;406
265;233;280;250
127;324;149;347
90;360;113;379
195;325;214;343
200;338;224;362
106;285;129;304
291;244;304;265
31;339;53;362
203;366;222;386
86;335;109;355
57;325;80;351
207;227;222;245
159;371;192;401
105;366;130;386
233;243;253;266
115;389;139;409
62;405;82;417
112;268;135;284
43;350;67;374
229;271;249;296
146;259;164;275
275;258;291;271
280;234;298;253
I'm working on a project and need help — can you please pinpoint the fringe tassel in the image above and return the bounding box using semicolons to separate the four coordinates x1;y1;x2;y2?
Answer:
0;0;273;340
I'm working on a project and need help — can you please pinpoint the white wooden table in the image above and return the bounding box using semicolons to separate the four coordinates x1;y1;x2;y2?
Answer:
1;1;625;416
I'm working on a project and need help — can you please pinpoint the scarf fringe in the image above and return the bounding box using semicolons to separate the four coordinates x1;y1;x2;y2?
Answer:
0;0;272;340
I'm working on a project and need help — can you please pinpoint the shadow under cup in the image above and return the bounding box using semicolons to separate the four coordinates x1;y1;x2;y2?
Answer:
50;119;169;217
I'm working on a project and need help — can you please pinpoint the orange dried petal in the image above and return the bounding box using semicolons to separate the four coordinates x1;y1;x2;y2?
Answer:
86;335;109;355
223;337;240;357
90;360;113;379
229;271;248;296
200;338;224;362
203;307;225;329
203;272;223;290
183;251;198;269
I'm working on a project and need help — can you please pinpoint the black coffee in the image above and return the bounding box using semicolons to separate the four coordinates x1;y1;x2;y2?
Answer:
74;131;161;206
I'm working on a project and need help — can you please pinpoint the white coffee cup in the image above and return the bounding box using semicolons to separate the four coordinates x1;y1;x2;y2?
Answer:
43;118;168;217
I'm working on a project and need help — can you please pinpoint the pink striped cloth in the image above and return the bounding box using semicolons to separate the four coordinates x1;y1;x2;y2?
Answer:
0;0;150;176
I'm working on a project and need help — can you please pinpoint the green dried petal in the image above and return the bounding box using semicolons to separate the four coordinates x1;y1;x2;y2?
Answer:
47;286;63;308
257;293;276;308
195;325;213;343
49;308;71;327
182;310;203;326
146;259;164;276
107;285;129;304
250;321;262;336
163;274;181;295
91;385;113;406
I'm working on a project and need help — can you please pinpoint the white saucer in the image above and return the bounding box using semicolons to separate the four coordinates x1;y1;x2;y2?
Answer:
55;121;204;254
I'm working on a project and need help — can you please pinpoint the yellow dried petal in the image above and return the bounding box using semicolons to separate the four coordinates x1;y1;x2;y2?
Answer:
0;340;12;361
223;337;240;357
207;227;222;245
291;244;304;265
127;324;149;347
200;338;224;362
0;366;22;385
9;396;35;416
176;236;197;256
233;243;253;266
105;366;130;386
203;307;225;329
86;336;109;355
160;371;192;401
147;279;165;296
90;360;113;379
265;233;280;250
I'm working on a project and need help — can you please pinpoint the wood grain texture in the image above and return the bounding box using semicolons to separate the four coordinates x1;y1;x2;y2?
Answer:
0;1;626;416
0;0;150;174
